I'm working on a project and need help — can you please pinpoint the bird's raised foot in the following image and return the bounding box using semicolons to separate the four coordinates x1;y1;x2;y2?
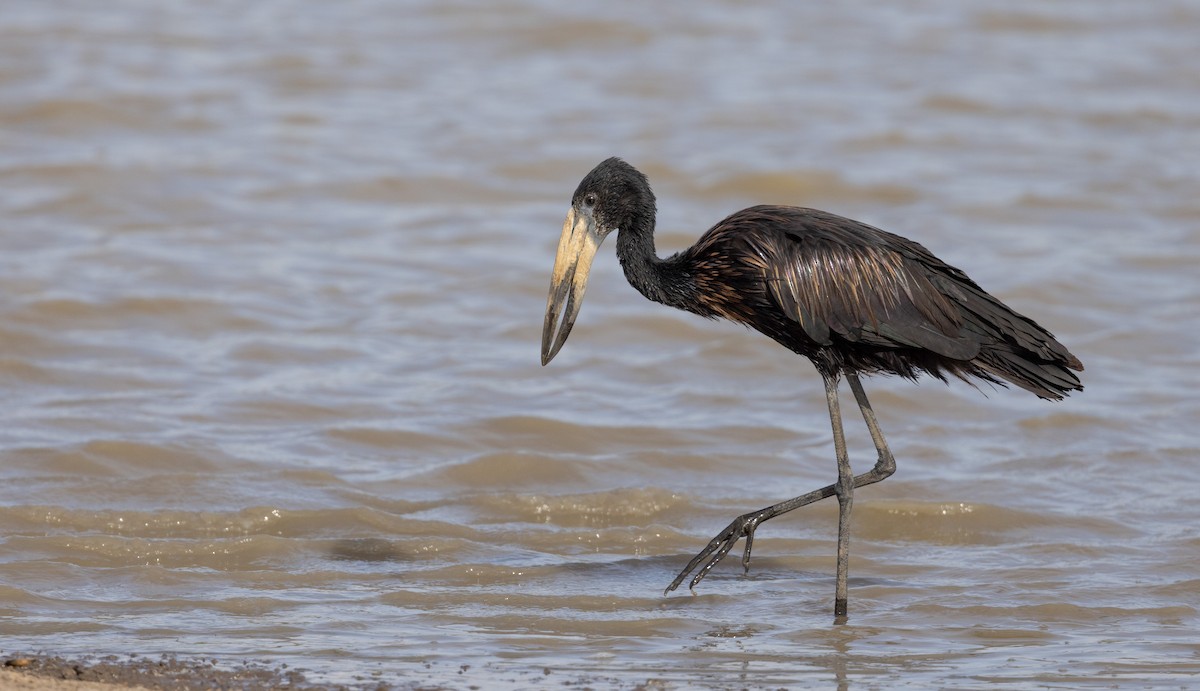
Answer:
663;508;772;595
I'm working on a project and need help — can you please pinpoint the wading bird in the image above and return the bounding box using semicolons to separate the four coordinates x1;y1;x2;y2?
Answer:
540;157;1083;616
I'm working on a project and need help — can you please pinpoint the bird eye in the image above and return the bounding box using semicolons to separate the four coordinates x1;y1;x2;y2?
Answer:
584;194;597;207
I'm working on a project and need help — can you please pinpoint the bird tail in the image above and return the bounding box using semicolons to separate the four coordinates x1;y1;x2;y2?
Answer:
939;276;1085;401
975;342;1083;401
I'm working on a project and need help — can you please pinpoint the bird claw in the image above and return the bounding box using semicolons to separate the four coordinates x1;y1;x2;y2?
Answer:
664;509;768;595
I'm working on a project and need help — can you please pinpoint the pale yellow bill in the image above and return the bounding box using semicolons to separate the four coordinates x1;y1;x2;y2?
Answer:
541;206;601;365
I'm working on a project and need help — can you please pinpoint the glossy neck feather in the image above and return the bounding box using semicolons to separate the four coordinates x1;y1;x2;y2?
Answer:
615;212;693;311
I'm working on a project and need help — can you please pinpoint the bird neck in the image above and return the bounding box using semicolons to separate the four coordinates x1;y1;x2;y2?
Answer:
615;219;691;309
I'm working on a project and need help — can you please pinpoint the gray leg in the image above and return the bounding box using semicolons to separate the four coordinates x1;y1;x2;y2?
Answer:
826;373;853;616
664;372;898;607
846;373;896;485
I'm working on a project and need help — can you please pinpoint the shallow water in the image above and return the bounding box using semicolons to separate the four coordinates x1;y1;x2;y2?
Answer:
2;0;1199;688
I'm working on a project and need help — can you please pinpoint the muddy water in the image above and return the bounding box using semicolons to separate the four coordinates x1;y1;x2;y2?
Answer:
2;1;1199;688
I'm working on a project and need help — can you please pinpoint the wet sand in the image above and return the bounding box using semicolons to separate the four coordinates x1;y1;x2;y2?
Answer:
2;653;308;691
1;652;647;690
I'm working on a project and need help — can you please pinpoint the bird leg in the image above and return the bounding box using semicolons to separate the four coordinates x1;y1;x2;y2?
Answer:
663;372;897;608
827;372;853;616
845;372;896;486
834;373;894;616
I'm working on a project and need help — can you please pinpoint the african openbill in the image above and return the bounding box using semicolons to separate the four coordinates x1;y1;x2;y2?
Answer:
540;157;1083;617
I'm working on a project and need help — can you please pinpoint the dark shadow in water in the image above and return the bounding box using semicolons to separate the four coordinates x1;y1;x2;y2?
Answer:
328;538;408;562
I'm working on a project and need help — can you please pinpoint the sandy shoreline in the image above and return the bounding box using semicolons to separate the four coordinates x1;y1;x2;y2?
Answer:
0;669;149;691
0;654;320;691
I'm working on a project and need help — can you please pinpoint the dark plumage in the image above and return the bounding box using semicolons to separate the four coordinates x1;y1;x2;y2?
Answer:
541;157;1083;617
667;204;1082;398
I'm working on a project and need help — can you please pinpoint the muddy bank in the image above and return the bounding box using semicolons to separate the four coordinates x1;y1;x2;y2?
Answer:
1;653;336;691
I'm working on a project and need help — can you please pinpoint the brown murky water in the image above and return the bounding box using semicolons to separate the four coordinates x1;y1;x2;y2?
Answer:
2;1;1199;688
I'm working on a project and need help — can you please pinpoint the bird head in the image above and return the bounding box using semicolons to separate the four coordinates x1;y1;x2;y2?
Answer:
541;158;655;365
